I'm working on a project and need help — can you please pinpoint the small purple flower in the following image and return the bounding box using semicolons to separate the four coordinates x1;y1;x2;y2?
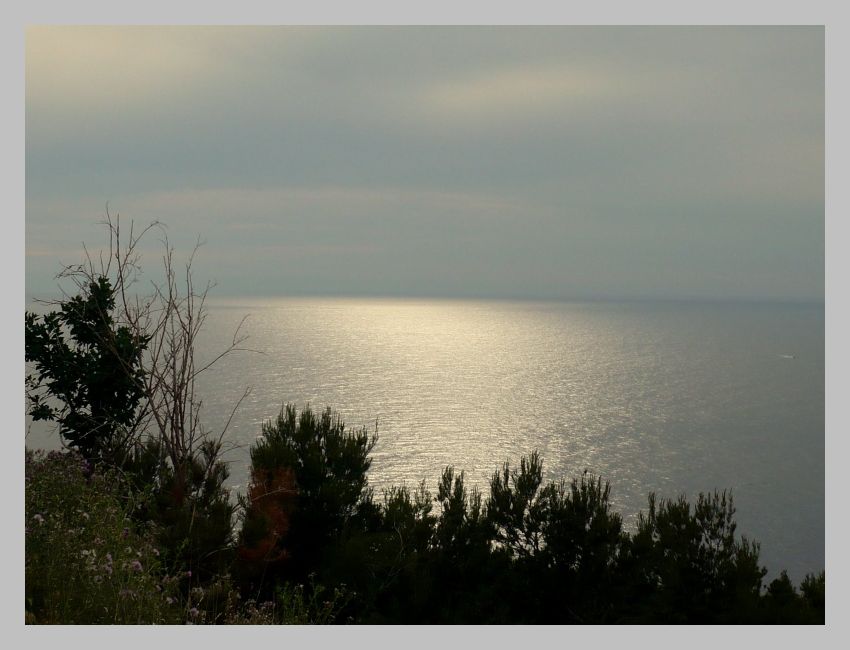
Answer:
189;607;199;618
131;560;143;573
33;514;45;525
185;570;192;578
121;527;130;539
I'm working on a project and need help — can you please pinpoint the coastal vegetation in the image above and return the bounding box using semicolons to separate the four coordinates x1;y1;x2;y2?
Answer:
24;220;825;624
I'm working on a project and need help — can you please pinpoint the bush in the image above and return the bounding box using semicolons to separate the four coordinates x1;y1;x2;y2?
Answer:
761;570;825;624
27;406;825;624
25;450;182;624
25;277;148;464
237;404;376;591
624;490;767;622
26;218;246;586
124;439;236;581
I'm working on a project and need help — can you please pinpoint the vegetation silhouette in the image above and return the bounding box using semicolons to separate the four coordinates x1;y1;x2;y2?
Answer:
24;219;825;624
26;276;148;463
229;404;824;624
26;216;243;581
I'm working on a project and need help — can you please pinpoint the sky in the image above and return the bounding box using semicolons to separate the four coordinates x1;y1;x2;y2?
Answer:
25;26;824;302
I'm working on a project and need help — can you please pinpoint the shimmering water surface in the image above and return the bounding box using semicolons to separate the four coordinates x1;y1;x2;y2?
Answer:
27;297;824;580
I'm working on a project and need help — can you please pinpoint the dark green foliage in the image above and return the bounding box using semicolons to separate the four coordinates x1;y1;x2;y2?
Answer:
761;570;825;624
27;398;825;624
125;438;236;580
800;570;826;612
434;467;490;559
28;422;826;624
26;275;235;582
482;459;626;622
237;405;376;590
623;491;767;622
234;414;823;624
380;481;437;556
25;450;182;624
532;473;625;622
25;277;148;463
487;452;547;559
390;467;498;624
537;473;623;576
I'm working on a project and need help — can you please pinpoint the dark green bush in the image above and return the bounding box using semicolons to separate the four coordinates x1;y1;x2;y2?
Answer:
124;438;236;581
25;277;148;464
25;450;182;624
622;491;766;622
236;404;376;591
27;403;825;624
234;408;824;624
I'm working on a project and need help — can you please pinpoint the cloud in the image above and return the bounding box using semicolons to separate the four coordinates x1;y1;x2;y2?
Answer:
26;27;217;112
419;63;636;121
25;27;824;301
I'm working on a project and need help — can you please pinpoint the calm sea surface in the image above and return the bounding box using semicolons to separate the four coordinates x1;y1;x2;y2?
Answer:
26;297;825;581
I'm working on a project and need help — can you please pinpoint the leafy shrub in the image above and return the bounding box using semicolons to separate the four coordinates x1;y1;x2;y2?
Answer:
27;415;825;624
25;450;182;624
237;404;376;589
624;490;767;622
761;570;825;624
124;439;236;581
25;277;148;464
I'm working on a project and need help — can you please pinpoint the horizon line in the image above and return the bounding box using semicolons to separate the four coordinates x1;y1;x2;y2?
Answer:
25;289;824;308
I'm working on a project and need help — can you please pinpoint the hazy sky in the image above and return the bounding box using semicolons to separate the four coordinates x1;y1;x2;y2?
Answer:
25;26;824;301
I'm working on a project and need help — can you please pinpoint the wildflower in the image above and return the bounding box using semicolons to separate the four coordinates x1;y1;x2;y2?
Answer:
131;560;143;573
166;597;175;605
152;548;160;557
121;527;129;539
189;607;199;618
185;570;192;578
33;514;45;525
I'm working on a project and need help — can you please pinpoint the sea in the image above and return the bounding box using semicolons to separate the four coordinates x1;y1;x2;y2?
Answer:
25;296;825;582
